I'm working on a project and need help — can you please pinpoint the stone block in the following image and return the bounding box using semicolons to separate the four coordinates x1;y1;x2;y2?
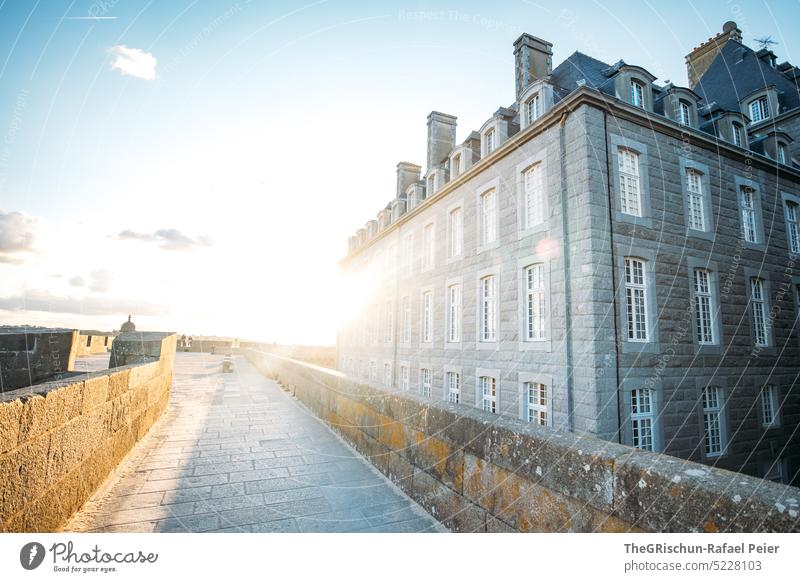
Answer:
82;374;109;414
107;368;131;400
0;399;23;455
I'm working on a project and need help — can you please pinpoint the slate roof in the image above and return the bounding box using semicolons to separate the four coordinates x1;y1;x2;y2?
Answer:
550;51;616;97
693;40;800;115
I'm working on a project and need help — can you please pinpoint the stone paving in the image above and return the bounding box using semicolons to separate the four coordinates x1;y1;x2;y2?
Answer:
67;353;444;533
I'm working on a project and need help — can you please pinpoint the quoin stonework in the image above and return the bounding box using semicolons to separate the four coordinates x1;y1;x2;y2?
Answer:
337;22;800;486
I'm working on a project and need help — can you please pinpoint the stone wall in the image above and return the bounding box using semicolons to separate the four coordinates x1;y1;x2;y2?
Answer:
244;349;800;533
239;343;336;369
76;333;114;356
0;328;78;393
0;333;177;532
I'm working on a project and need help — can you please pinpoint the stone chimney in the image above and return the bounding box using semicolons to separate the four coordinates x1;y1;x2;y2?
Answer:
396;162;421;198
513;33;553;100
685;21;742;87
426;111;457;171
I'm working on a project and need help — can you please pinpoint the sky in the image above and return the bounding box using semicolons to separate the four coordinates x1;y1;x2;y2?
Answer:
1;0;799;344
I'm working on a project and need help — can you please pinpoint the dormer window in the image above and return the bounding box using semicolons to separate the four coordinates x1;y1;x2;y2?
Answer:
484;128;496;155
451;153;461;179
778;143;787;165
678;101;692;126
526;93;541;125
631;80;645;108
732;122;743;147
749;96;769;123
427;175;435;195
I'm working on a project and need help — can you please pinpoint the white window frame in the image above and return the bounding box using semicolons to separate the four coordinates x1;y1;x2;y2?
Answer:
761;385;780;428
749;96;769;124
446;283;461;343
383;361;392;388
526;93;540;125
526;381;547;426
478;375;497;413
785;199;800;254
630;387;656;452
678;100;691;126
447;204;463;260
451;153;461;179
524;263;547;341
693;268;716;345
624;257;649;342
401;296;411;343
445;370;461;404
402;233;414;276
630;80;645;108
524;162;545;229
479;188;498;246
702;386;726;457
483;127;496;156
383;300;393;344
419;367;432;397
618;148;642;217
686;168;706;232
421;289;434;344
750;277;769;347
739;186;758;244
479;275;497;342
778;143;787;165
422;222;435;270
732;122;743;147
399;364;410;392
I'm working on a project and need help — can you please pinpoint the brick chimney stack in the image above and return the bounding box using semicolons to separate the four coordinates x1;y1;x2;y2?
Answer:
513;33;553;100
685;21;742;87
426;111;457;171
396;162;421;198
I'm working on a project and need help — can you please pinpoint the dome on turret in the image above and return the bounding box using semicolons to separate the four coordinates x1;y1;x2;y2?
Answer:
120;315;136;333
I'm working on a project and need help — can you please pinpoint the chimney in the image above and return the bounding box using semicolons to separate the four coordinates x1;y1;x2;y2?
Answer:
396;162;421;198
426;111;457;171
685;21;742;87
513;33;553;100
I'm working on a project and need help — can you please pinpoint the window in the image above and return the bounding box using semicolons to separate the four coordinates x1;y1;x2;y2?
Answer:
383;302;393;343
739;187;758;243
678;101;691;126
702;386;725;457
480;376;496;413
686;169;706;231
422;291;433;343
778;143;787;165
480;276;496;342
524;264;546;341
526;382;547;426
618;149;642;216
624;258;649;341
750;277;768;347
383;362;392;387
480;189;497;245
786;201;800;254
630;80;645;108
448;207;463;258
400;365;410;391
693;269;716;345
749;96;769;123
451;154;461;179
761;385;779;427
403;234;414;275
484;128;496;155
630;387;655;451
427;175;435;195
446;371;461;403
732;122;743;147
447;284;461;343
401;296;411;343
423;223;435;269
526;93;540;125
370;304;379;343
524;163;545;228
369;360;377;381
420;368;432;397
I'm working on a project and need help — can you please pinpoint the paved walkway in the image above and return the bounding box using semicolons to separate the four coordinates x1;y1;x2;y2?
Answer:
68;353;443;533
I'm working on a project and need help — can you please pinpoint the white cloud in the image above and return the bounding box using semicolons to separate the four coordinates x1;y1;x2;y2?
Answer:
0;210;37;263
109;45;157;80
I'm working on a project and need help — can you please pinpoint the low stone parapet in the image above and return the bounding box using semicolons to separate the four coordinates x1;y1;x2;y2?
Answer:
243;349;800;533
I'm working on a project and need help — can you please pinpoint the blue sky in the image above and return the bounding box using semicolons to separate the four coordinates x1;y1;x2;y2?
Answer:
1;0;798;342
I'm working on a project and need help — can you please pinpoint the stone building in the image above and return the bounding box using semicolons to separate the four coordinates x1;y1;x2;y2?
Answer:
337;22;800;485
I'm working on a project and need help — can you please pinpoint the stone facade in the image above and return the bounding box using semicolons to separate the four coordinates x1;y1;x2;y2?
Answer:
337;25;800;485
0;328;78;392
76;332;114;356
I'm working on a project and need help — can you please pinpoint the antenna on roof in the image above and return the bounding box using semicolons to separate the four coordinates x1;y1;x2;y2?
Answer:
754;36;779;50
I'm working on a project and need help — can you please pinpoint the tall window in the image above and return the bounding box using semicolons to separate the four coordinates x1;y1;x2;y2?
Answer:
423;223;435;268
630;387;655;451
446;371;461;404
739;187;758;243
678;101;691;126
448;207;463;258
750;277;768;347
451;153;461;179
525;264;546;341
732;122;743;147
420;368;432;397
427;175;435;195
786;201;800;254
618;149;642;216
480;376;496;413
480;189;497;245
484;128;496;155
447;284;461;343
383;362;392;387
480;276;496;342
624;258;649;341
761;385;779;427
686;169;706;231
526;382;547;426
630;80;645;107
403;234;414;275
524;163;545;228
702;386;724;456
693;269;716;345
369;360;377;381
422;291;433;343
749;96;769;123
400;365;409;391
526;93;540;125
778;143;787;165
401;296;411;343
370;304;379;343
384;301;393;343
